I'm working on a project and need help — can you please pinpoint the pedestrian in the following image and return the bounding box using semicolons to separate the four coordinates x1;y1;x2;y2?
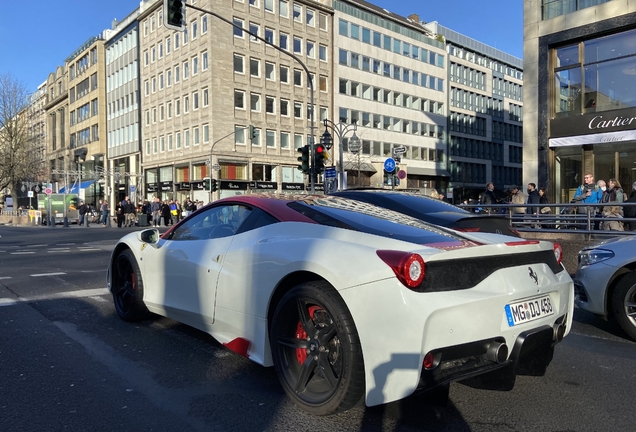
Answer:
115;201;124;228
526;183;540;215
161;200;171;226
538;187;552;228
623;181;636;231
78;200;88;226
124;199;136;227
184;197;194;217
101;200;111;227
169;199;178;225
602;178;624;204
151;197;162;227
481;182;498;214
573;173;603;204
509;185;527;215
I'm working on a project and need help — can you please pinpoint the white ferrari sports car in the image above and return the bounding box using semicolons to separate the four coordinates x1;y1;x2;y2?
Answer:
107;194;574;415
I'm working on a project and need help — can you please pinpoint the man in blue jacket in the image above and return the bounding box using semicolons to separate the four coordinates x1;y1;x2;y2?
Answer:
574;173;603;204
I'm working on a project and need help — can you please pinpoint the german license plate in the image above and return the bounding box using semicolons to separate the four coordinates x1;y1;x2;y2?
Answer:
505;295;554;327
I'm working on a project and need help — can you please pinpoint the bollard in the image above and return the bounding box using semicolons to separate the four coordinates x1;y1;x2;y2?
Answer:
49;216;55;228
63;216;69;227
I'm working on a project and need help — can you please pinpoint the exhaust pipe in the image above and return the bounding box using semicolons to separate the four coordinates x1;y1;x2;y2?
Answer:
553;323;566;342
486;341;509;364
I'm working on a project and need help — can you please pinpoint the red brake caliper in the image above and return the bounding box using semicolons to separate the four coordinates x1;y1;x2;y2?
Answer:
295;306;321;364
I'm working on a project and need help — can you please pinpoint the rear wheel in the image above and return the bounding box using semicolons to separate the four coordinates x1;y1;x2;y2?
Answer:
612;271;636;341
270;282;364;415
111;249;149;322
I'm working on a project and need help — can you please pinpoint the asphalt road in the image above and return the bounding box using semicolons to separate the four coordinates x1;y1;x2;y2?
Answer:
0;225;634;431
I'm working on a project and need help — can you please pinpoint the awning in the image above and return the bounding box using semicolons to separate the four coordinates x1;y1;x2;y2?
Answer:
59;180;95;194
406;167;450;177
343;162;377;173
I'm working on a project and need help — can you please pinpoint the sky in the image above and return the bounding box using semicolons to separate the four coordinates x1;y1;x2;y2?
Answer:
0;0;523;94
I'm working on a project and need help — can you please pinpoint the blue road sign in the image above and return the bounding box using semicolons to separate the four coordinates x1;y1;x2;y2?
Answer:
130;185;136;193
384;158;396;173
325;166;337;179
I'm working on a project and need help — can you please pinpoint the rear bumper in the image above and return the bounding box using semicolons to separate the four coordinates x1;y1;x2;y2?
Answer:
417;322;565;393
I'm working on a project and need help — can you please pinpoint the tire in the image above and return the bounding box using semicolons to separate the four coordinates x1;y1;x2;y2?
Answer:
270;281;365;415
612;271;636;341
111;249;149;322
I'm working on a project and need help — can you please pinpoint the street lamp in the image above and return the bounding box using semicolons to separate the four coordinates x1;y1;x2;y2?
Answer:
319;119;359;191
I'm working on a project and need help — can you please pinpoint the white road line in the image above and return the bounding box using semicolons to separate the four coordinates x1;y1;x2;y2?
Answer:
30;272;67;277
11;252;36;255
26;244;48;248
56;243;76;246
0;288;110;307
47;250;70;253
0;277;12;280
49;247;71;250
76;248;101;252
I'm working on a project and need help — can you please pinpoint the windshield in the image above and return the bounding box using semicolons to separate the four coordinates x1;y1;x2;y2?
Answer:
287;196;464;245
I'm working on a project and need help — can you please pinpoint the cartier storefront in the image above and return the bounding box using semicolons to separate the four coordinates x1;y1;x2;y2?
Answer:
545;26;636;203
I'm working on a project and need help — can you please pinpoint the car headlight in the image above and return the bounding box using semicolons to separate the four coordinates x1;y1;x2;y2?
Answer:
578;248;615;266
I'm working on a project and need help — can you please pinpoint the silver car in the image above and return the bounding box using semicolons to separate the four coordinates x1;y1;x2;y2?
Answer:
575;236;636;340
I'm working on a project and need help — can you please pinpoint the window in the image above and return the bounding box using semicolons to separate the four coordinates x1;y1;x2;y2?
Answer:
280;99;289;116
167;69;172;86
319;76;327;92
168;134;173;151
175;65;180;82
176;132;181;149
319;13;327;31
306;9;315;26
265;62;275;80
294;69;302;86
233;18;244;37
183;60;189;79
339;19;348;37
192;56;199;75
234;54;244;73
249;22;259;42
280;65;289;83
250;58;260;77
279;33;288;50
193;91;199;110
202;51;208;70
294;101;302;118
203;88;209;107
251;128;261;146
280;132;290;149
266;130;276;148
175;33;180;49
159;73;164;90
203;125;209;143
265;28;274;44
202;15;208;33
279;0;288;17
251;93;261;112
266;96;275;114
319;44;327;61
193;127;200;146
234;90;245;109
192;20;198;39
184;95;190;113
293;4;302;22
160;136;165;152
184;129;190;148
265;0;274;13
307;41;315;58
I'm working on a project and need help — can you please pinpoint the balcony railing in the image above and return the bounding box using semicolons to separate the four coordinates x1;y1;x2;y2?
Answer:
542;0;613;20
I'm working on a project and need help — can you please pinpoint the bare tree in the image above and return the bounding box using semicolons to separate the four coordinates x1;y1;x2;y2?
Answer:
0;73;42;198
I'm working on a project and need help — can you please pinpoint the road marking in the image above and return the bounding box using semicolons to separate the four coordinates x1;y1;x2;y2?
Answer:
26;244;48;248
0;288;110;307
48;250;70;253
77;248;101;251
30;272;67;277
56;243;76;246
0;277;12;280
11;252;35;255
80;270;104;273
49;247;71;250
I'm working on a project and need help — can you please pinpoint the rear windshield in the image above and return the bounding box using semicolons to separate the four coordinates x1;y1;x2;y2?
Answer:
287;197;463;245
335;191;469;215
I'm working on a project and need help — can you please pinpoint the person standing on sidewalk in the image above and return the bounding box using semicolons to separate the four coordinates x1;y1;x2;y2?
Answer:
101;200;111;227
124;199;136;227
78;200;88;227
151;197;162;227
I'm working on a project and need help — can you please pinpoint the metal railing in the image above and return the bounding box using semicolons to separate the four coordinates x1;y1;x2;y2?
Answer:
461;202;636;239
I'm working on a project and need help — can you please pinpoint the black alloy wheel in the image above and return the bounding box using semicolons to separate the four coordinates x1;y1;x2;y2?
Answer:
270;281;365;416
112;249;149;322
612;271;636;341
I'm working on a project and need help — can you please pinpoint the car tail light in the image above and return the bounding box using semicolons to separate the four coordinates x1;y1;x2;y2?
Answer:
376;250;426;289
505;240;540;246
553;243;563;265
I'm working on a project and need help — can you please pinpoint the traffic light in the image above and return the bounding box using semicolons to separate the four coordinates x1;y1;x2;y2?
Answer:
210;179;218;192
315;144;326;174
248;125;256;143
203;177;211;191
297;145;310;175
164;0;186;31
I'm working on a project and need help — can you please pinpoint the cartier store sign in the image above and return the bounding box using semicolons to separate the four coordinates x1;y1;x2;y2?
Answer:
550;106;636;147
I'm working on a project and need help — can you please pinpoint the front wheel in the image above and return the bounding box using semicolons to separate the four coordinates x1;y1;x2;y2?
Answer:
111;249;149;322
270;282;364;415
612;271;636;341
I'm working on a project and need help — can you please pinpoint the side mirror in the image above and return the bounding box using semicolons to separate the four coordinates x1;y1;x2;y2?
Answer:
137;228;160;244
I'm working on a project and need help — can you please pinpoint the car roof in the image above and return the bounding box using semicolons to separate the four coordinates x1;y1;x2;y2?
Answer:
333;189;470;214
